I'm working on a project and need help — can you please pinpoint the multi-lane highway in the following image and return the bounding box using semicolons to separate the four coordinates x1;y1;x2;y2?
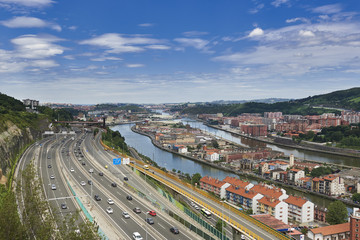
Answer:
16;131;202;240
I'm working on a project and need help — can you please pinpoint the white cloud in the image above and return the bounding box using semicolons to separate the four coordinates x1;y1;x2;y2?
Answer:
248;27;264;37
138;23;153;27
249;3;264;14
146;44;170;50
91;56;122;61
271;0;288;8
80;33;166;54
214;21;360;78
1;16;61;31
174;38;209;50
126;63;144;68
11;34;64;59
312;4;342;14
68;25;77;30
286;17;309;24
182;31;209;37
0;0;53;7
299;30;315;37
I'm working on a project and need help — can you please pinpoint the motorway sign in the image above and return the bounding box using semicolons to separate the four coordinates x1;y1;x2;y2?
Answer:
113;158;121;165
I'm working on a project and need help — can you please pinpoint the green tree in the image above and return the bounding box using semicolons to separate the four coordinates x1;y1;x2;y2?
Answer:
191;173;202;185
215;219;227;232
326;201;348;225
352;193;360;203
211;140;219;149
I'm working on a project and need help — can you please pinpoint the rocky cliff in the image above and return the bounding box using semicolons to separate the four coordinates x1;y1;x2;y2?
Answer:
0;119;49;176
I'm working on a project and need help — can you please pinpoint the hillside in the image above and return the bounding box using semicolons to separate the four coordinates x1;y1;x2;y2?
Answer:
174;87;360;116
0;93;49;178
299;87;360;110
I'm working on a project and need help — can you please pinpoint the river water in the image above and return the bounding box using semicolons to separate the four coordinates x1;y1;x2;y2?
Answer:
112;120;353;210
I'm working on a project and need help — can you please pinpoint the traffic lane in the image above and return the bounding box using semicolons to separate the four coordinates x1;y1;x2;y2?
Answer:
67;153;157;240
85;135;195;240
41;138;81;222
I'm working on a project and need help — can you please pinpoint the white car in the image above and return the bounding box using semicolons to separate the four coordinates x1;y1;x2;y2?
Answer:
122;211;130;219
70;168;74;172
132;232;143;240
80;181;86;186
89;169;94;173
51;184;56;190
107;199;114;205
50;175;55;179
106;207;113;214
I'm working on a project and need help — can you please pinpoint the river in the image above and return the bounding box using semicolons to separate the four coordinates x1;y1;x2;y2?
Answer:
112;121;353;210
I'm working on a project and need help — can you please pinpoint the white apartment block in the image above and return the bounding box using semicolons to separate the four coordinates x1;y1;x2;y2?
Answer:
285;196;314;223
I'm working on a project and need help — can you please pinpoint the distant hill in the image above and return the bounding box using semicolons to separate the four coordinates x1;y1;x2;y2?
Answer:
298;87;360;111
172;88;360;116
211;98;291;105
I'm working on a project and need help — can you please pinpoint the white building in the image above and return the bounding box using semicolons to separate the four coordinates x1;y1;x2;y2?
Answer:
284;195;314;223
257;197;289;224
205;152;220;162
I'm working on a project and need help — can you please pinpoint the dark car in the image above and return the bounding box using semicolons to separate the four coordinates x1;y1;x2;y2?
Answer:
126;195;133;200
94;195;101;201
123;177;128;181
88;180;93;185
111;182;117;187
61;203;67;209
145;218;154;225
48;165;52;168
170;227;179;234
99;172;104;176
81;162;86;165
133;207;141;214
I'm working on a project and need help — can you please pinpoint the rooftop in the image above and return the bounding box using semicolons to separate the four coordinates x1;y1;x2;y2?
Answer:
310;222;350;236
284;196;307;207
200;176;226;188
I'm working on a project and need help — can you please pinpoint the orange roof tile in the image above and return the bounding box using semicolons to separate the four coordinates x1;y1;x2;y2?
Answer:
323;174;338;181
310;223;350;236
223;176;250;188
284;196;307;207
226;185;257;199
251;184;283;199
258;197;281;208
290;168;301;172
200;176;226;188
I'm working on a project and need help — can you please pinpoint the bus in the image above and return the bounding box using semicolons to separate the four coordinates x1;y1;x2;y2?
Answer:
201;209;211;219
143;165;149;170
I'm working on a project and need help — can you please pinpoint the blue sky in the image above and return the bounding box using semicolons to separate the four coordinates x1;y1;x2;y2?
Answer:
0;0;359;104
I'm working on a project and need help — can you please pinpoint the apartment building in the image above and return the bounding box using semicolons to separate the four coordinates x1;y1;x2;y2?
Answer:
287;169;305;184
199;176;230;197
257;197;288;224
312;174;345;196
284;196;314;223
307;223;350;240
225;185;263;213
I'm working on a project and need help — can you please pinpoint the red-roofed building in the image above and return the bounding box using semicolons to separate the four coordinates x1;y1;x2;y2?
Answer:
311;174;345;196
257;197;288;224
223;176;252;189
288;168;305;184
225;185;263;213
250;184;288;201
284;195;314;223
200;176;230;198
307;222;350;240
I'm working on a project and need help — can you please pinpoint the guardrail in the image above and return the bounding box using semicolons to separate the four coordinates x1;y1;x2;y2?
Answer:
100;139;291;240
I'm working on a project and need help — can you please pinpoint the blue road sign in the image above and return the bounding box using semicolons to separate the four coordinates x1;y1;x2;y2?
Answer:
113;158;121;165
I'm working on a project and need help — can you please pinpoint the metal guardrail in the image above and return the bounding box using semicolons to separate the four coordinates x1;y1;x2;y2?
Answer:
100;139;291;240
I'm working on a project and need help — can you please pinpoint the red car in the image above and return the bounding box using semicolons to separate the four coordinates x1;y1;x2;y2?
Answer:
148;210;156;216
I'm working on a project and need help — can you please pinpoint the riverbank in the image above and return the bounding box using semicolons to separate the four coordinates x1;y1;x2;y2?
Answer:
131;125;360;208
206;123;360;159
